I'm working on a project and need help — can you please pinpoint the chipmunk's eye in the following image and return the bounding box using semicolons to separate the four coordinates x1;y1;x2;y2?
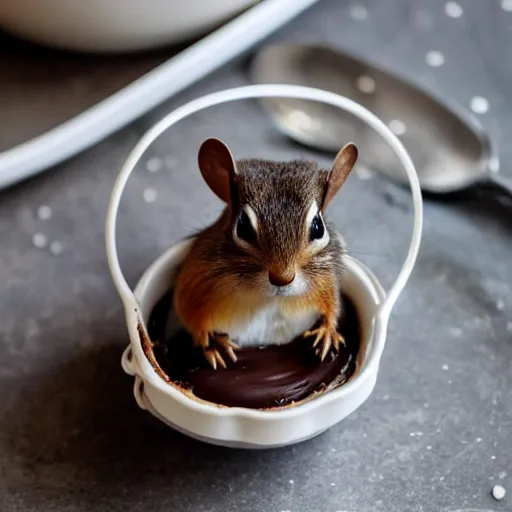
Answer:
236;209;257;245
309;213;325;241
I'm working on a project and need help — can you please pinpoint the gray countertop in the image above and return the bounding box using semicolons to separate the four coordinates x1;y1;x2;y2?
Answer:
1;1;511;511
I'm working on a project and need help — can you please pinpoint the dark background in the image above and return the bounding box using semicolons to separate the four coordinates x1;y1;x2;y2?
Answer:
1;1;511;511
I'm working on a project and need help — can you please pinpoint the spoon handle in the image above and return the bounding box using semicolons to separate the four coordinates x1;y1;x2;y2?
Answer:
488;172;512;197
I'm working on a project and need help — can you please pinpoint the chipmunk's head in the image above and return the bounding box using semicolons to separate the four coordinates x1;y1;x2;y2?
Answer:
198;138;357;297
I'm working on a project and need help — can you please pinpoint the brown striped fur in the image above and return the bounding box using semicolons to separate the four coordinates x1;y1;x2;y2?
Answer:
174;140;357;367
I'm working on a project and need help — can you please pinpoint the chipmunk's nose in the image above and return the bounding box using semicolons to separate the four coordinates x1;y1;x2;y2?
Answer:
268;270;295;287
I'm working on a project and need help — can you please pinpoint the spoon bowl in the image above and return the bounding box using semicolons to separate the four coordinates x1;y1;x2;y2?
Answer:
251;43;510;195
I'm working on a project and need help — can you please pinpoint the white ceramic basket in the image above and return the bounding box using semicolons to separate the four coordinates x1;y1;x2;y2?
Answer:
105;84;423;449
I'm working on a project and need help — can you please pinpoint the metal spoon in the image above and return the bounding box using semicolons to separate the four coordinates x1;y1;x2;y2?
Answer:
251;43;512;196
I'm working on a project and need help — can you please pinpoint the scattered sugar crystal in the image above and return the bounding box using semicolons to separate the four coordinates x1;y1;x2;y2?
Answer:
32;233;47;248
143;188;158;203
501;0;512;11
37;205;52;220
350;5;368;20
470;96;489;114
426;51;445;67
492;484;506;500
445;1;463;18
50;241;63;255
389;119;407;135
488;156;500;172
356;75;376;94
146;157;163;172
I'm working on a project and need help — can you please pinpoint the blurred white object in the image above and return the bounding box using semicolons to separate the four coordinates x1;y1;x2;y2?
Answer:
0;0;320;190
0;0;258;52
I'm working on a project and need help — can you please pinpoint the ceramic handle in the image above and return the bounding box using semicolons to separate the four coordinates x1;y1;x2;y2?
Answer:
105;84;423;323
133;377;147;410
489;172;512;197
121;347;135;376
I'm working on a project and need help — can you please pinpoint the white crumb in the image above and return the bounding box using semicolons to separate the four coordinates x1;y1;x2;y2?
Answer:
49;241;63;255
356;75;376;94
143;187;158;203
445;1;463;18
501;0;512;12
350;5;368;20
425;50;445;67
470;96;489;114
146;157;163;172
442;364;449;371
32;233;47;248
37;205;52;221
489;156;500;172
389;119;407;135
492;484;506;500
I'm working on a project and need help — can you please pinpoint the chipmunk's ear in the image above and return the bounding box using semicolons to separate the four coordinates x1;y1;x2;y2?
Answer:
322;142;358;210
198;137;238;205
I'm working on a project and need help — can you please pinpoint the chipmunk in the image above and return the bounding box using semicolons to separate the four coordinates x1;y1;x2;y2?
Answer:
173;138;358;369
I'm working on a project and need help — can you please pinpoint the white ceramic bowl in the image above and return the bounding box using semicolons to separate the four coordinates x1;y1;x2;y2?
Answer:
0;0;256;52
106;84;423;448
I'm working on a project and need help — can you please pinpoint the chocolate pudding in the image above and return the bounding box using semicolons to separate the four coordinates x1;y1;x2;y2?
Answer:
146;291;361;409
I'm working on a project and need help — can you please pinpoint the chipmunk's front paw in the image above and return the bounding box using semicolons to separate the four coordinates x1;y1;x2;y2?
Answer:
304;323;345;361
197;332;240;370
